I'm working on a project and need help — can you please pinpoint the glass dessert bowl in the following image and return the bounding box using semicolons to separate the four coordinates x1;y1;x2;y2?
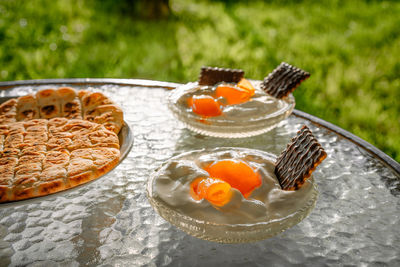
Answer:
168;63;310;138
168;81;295;138
147;147;318;243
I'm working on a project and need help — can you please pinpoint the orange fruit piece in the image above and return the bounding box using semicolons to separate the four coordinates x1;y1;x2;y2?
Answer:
237;78;255;96
215;85;252;105
204;159;262;198
189;95;222;117
190;177;233;206
190;177;207;201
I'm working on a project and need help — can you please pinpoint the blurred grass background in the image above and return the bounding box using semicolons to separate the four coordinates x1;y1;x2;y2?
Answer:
0;0;399;162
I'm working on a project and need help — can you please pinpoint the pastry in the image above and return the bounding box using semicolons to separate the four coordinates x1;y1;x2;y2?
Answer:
2;87;123;134
0;118;120;202
0;87;124;203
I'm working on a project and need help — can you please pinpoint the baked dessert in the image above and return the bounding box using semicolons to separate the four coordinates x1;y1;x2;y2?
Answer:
0;87;123;134
168;63;309;138
0;87;124;203
147;126;326;243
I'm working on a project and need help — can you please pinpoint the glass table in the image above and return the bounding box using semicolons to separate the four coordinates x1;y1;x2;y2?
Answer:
0;79;399;266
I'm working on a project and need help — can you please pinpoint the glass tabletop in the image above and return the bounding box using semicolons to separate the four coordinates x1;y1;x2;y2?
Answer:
0;79;399;266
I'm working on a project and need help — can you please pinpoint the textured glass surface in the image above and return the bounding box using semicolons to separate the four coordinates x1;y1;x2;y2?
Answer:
0;83;399;266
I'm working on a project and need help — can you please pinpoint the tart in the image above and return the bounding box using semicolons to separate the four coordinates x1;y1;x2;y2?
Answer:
0;87;123;134
0;87;124;203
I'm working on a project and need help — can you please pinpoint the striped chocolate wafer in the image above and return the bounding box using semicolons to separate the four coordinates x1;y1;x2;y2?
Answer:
198;66;244;86
275;125;326;190
262;62;310;99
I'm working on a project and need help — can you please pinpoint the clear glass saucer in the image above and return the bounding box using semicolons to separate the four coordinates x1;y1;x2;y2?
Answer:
147;147;318;243
168;82;295;138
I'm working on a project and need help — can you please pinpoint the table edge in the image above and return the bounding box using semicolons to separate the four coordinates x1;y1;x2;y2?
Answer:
1;78;399;176
0;78;181;90
292;109;400;175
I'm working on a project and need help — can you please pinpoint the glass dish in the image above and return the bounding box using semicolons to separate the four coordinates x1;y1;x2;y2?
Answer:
147;147;318;243
168;82;295;138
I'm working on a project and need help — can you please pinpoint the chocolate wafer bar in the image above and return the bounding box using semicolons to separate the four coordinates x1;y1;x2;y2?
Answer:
275;125;326;190
198;66;244;86
262;62;310;99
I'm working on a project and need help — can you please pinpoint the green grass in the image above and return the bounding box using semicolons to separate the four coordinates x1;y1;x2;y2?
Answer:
0;0;399;162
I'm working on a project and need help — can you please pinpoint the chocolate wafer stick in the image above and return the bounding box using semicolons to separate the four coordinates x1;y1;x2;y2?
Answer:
262;62;310;99
198;66;244;86
275;125;326;190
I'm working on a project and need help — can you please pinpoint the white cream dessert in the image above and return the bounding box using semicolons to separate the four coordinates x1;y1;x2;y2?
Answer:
147;147;318;243
168;81;295;138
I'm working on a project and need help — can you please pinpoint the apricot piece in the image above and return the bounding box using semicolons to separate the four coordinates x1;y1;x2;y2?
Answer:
189;95;222;117
190;177;206;201
237;78;255;96
204;159;262;198
204;178;233;206
215;85;252;105
190;177;233;206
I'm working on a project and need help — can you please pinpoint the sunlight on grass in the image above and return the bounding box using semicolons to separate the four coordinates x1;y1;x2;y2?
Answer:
0;0;399;162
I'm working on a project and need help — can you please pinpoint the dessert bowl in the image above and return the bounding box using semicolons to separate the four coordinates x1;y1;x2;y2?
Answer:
168;63;309;138
147;147;318;243
168;82;295;138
